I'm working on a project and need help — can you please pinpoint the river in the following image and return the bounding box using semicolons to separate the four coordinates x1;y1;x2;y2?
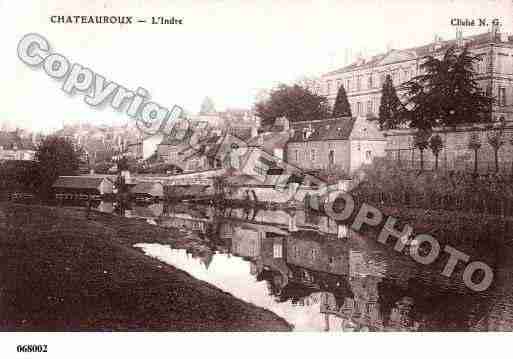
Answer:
46;199;513;331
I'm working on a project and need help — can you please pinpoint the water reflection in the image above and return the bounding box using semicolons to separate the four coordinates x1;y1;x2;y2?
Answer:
69;200;503;331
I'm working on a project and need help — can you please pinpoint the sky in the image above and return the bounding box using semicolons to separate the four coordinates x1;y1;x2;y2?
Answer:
1;0;512;133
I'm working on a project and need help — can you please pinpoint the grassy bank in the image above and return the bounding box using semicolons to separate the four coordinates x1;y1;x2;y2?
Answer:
0;203;291;331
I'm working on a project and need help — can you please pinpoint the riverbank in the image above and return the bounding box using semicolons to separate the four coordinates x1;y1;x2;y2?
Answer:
0;202;292;331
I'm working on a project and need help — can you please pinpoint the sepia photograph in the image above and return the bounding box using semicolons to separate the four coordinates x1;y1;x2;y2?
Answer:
1;0;513;357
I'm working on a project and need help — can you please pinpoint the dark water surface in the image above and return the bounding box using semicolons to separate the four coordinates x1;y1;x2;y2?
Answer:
58;200;513;331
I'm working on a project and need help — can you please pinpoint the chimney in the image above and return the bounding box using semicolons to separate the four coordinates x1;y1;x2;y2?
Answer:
491;22;500;41
456;28;464;46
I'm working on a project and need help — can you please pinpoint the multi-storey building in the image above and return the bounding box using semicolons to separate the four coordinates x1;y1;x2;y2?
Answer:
320;26;513;121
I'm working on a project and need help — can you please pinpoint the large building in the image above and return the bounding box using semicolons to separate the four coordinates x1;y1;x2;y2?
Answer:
320;26;513;121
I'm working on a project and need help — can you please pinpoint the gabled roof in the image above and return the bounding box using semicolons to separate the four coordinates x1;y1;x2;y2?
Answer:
52;176;112;189
289;117;355;143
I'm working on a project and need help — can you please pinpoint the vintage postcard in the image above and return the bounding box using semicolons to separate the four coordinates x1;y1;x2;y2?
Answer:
1;0;513;357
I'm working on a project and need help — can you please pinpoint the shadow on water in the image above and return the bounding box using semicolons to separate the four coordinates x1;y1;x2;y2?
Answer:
34;197;510;331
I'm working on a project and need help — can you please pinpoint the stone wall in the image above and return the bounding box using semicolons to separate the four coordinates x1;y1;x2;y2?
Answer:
384;122;513;173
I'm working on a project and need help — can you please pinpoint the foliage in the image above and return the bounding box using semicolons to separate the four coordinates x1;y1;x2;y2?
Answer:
332;85;352;118
358;161;513;217
35;136;82;197
400;46;494;130
428;134;444;169
377;75;403;129
413;129;432;171
486;123;505;172
199;96;216;115
255;84;330;127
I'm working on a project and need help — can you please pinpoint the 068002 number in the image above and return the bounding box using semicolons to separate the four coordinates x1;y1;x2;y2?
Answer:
17;344;48;353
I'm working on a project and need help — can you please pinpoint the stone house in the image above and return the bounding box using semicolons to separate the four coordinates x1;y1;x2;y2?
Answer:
287;117;386;174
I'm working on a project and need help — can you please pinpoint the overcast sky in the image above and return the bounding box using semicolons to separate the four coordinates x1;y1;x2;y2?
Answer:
1;0;512;133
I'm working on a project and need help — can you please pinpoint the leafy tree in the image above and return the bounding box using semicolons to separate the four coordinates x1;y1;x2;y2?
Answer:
332;85;352;117
199;96;216;115
255;84;329;127
377;75;402;129
467;131;482;174
401;45;494;130
35;136;82;197
428;134;444;170
486;123;505;173
413;129;431;172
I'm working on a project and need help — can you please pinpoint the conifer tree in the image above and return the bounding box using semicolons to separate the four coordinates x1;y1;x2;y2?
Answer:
377;75;402;129
332;85;352;117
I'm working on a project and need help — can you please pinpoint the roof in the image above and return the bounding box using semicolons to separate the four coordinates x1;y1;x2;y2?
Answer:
131;181;164;195
0;131;34;150
289;117;355;142
325;31;513;76
247;132;290;153
52;176;112;189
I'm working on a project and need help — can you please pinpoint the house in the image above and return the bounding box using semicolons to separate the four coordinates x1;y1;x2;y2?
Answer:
287;116;386;174
0;131;36;161
130;181;164;200
52;176;114;198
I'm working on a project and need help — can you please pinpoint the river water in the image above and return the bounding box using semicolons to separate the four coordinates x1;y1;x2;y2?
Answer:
61;199;513;331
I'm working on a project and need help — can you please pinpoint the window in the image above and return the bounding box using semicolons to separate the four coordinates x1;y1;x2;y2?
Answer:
499;87;506;106
403;69;409;82
365;150;372;163
293;246;300;258
357;75;362;91
326;80;331;94
329;150;335;165
368;74;373;88
294;149;299;161
357;102;363;115
311;148;316;162
273;242;283;259
367;100;373;114
346;79;351;91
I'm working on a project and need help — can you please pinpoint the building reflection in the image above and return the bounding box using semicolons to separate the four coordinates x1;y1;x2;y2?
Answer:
90;201;485;331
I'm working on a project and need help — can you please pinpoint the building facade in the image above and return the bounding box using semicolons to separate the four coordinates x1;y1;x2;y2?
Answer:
320;27;513;121
287;117;386;174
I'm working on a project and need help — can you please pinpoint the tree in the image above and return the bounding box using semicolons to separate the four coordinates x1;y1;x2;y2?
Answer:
255;84;329;127
468;131;482;174
401;45;494;130
486;123;505;173
377;75;402;129
428;134;444;170
199;96;216;115
413;129;431;172
35;136;82;197
332;85;352;117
